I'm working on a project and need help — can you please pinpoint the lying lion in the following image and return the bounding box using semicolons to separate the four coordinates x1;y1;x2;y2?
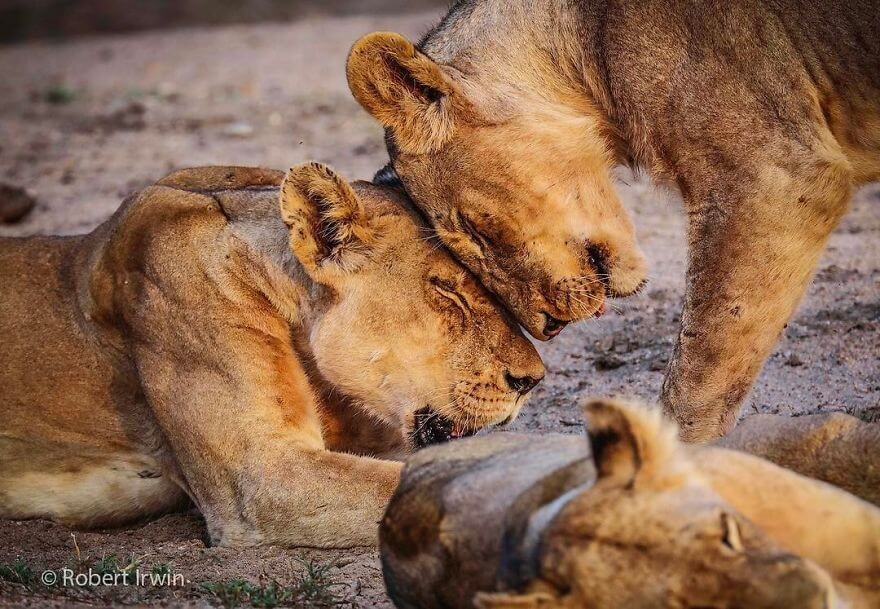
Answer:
381;402;880;608
0;163;545;548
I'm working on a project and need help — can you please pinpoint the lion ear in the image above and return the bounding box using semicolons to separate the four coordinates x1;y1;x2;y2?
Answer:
347;32;457;155
583;398;680;487
280;163;378;283
584;399;642;486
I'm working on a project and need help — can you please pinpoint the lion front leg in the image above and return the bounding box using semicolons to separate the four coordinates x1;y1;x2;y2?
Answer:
221;448;402;548
133;337;403;548
662;161;851;442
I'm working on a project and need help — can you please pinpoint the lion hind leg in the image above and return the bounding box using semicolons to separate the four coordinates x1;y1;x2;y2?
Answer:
0;450;188;528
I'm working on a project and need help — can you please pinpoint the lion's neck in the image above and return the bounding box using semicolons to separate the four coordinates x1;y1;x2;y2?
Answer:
226;217;331;341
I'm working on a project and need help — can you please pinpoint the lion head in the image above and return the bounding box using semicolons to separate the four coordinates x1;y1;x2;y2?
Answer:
479;399;838;609
280;163;545;448
346;32;648;339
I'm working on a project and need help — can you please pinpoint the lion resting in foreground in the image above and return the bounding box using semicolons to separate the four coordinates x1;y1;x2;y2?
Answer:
0;164;545;548
346;0;880;441
381;402;880;608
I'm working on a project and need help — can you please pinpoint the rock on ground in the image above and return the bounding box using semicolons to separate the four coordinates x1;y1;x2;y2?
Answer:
0;183;37;223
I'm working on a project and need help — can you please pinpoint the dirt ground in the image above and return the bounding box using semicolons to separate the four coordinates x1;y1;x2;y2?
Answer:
1;10;878;609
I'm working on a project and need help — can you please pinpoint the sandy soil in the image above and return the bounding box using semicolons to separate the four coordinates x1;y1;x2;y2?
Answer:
1;11;878;609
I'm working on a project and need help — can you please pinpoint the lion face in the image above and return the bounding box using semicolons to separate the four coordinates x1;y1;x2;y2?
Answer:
280;164;545;448
546;487;835;609
347;33;648;339
496;400;837;609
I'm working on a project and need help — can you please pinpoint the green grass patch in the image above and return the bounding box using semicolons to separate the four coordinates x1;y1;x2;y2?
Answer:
200;557;347;608
44;84;76;104
0;559;36;588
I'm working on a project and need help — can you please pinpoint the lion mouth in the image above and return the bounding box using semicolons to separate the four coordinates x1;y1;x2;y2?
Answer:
411;407;476;449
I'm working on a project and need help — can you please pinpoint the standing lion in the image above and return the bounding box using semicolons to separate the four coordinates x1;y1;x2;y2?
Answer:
346;0;879;441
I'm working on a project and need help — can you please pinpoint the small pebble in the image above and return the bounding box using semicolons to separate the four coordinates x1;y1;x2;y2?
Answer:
0;183;37;223
649;358;667;372
785;354;804;367
222;121;254;138
594;355;625;371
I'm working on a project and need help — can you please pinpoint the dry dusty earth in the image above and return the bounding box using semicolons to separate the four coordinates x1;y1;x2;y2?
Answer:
1;10;878;609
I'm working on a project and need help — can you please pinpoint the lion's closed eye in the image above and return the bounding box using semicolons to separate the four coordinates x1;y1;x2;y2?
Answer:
720;512;744;552
453;209;494;254
429;276;473;320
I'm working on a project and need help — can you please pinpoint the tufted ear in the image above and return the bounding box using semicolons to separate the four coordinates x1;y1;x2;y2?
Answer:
280;163;379;283
583;398;680;488
585;399;641;486
347;32;457;155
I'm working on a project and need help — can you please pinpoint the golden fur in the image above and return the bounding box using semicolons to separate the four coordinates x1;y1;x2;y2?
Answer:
715;411;880;506
0;164;544;548
346;0;880;440
380;400;880;608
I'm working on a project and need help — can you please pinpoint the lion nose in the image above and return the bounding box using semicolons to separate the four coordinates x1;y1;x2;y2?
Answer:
504;371;542;395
